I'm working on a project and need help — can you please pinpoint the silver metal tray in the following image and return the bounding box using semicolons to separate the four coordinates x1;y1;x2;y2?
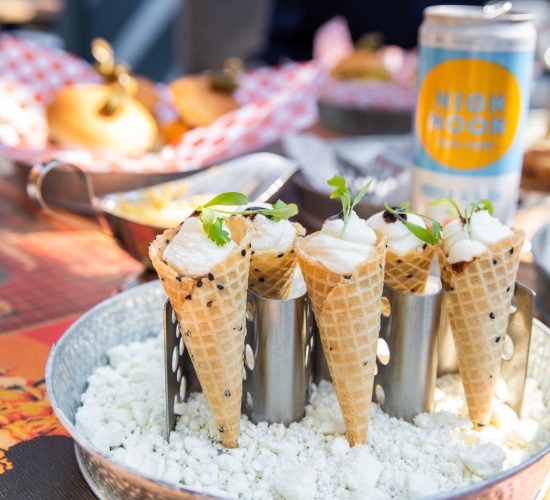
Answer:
46;281;550;500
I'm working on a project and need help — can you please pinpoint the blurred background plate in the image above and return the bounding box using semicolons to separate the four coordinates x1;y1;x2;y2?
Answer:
317;100;412;136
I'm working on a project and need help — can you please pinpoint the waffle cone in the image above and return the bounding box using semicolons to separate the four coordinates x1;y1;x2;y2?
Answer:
248;222;305;299
296;231;387;446
384;244;436;294
149;217;251;448
439;229;524;428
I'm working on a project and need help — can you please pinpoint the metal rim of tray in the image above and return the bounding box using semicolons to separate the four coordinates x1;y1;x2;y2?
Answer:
46;281;550;500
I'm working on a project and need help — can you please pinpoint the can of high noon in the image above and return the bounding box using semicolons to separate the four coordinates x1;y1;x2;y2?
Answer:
412;4;536;223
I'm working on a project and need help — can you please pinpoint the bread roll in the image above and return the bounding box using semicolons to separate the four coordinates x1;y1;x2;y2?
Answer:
169;75;239;128
47;83;158;156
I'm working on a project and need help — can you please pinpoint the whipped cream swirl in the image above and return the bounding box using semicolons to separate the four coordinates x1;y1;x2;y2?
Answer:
244;203;297;254
442;210;513;264
163;216;236;277
367;210;427;255
302;211;377;274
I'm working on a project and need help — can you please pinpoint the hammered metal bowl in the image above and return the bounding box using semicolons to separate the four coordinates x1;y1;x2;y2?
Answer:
46;281;550;499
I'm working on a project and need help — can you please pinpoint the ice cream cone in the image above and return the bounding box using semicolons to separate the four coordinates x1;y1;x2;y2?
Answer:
296;231;386;446
439;229;524;428
248;222;305;299
149;217;251;448
384;244;437;294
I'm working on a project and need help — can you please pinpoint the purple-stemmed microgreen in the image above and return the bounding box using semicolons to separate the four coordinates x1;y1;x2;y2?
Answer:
429;197;494;238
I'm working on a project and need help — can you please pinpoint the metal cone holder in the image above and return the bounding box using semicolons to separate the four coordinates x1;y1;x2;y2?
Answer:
164;284;315;438
164;278;535;438
314;278;536;422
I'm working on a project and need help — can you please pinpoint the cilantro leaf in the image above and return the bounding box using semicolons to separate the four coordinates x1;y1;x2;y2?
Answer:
202;192;248;209
200;208;231;246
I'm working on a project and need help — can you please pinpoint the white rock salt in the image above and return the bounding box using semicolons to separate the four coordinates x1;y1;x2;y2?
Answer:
75;336;550;499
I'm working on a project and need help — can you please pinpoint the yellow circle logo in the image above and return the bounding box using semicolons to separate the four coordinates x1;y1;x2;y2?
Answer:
416;59;521;169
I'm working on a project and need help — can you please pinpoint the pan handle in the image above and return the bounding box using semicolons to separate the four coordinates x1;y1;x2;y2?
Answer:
27;160;100;231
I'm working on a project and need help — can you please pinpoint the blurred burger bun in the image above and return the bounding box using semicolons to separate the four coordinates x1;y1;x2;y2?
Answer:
47;83;158;156
169;75;239;128
331;50;391;81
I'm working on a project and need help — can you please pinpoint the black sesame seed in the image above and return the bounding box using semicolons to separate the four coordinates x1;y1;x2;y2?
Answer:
241;249;247;257
277;253;284;258
422;243;427;250
410;288;416;293
290;250;295;254
208;273;214;281
166;239;170;244
176;276;182;282
509;248;514;255
255;269;260;272
207;300;213;308
224;389;232;397
489;375;493;379
161;277;165;282
450;287;455;291
219;426;225;433
248;243;252;248
185;295;192;300
343;274;351;279
185;330;191;337
329;347;333;351
489;312;495;319
259;277;265;283
239;325;243;331
362;361;368;366
492;259;497;266
251;250;255;255
506;286;511;293
407;273;413;278
217;284;224;290
197;280;203;287
397;259;402;264
495;336;501;343
379;264;383;269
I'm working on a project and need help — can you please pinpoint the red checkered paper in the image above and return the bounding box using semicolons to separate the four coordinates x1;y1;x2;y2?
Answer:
314;17;417;111
0;35;321;173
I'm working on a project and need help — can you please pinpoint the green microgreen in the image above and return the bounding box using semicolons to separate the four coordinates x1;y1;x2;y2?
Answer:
327;175;373;234
194;193;299;246
201;192;248;209
383;201;442;245
429;197;495;239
